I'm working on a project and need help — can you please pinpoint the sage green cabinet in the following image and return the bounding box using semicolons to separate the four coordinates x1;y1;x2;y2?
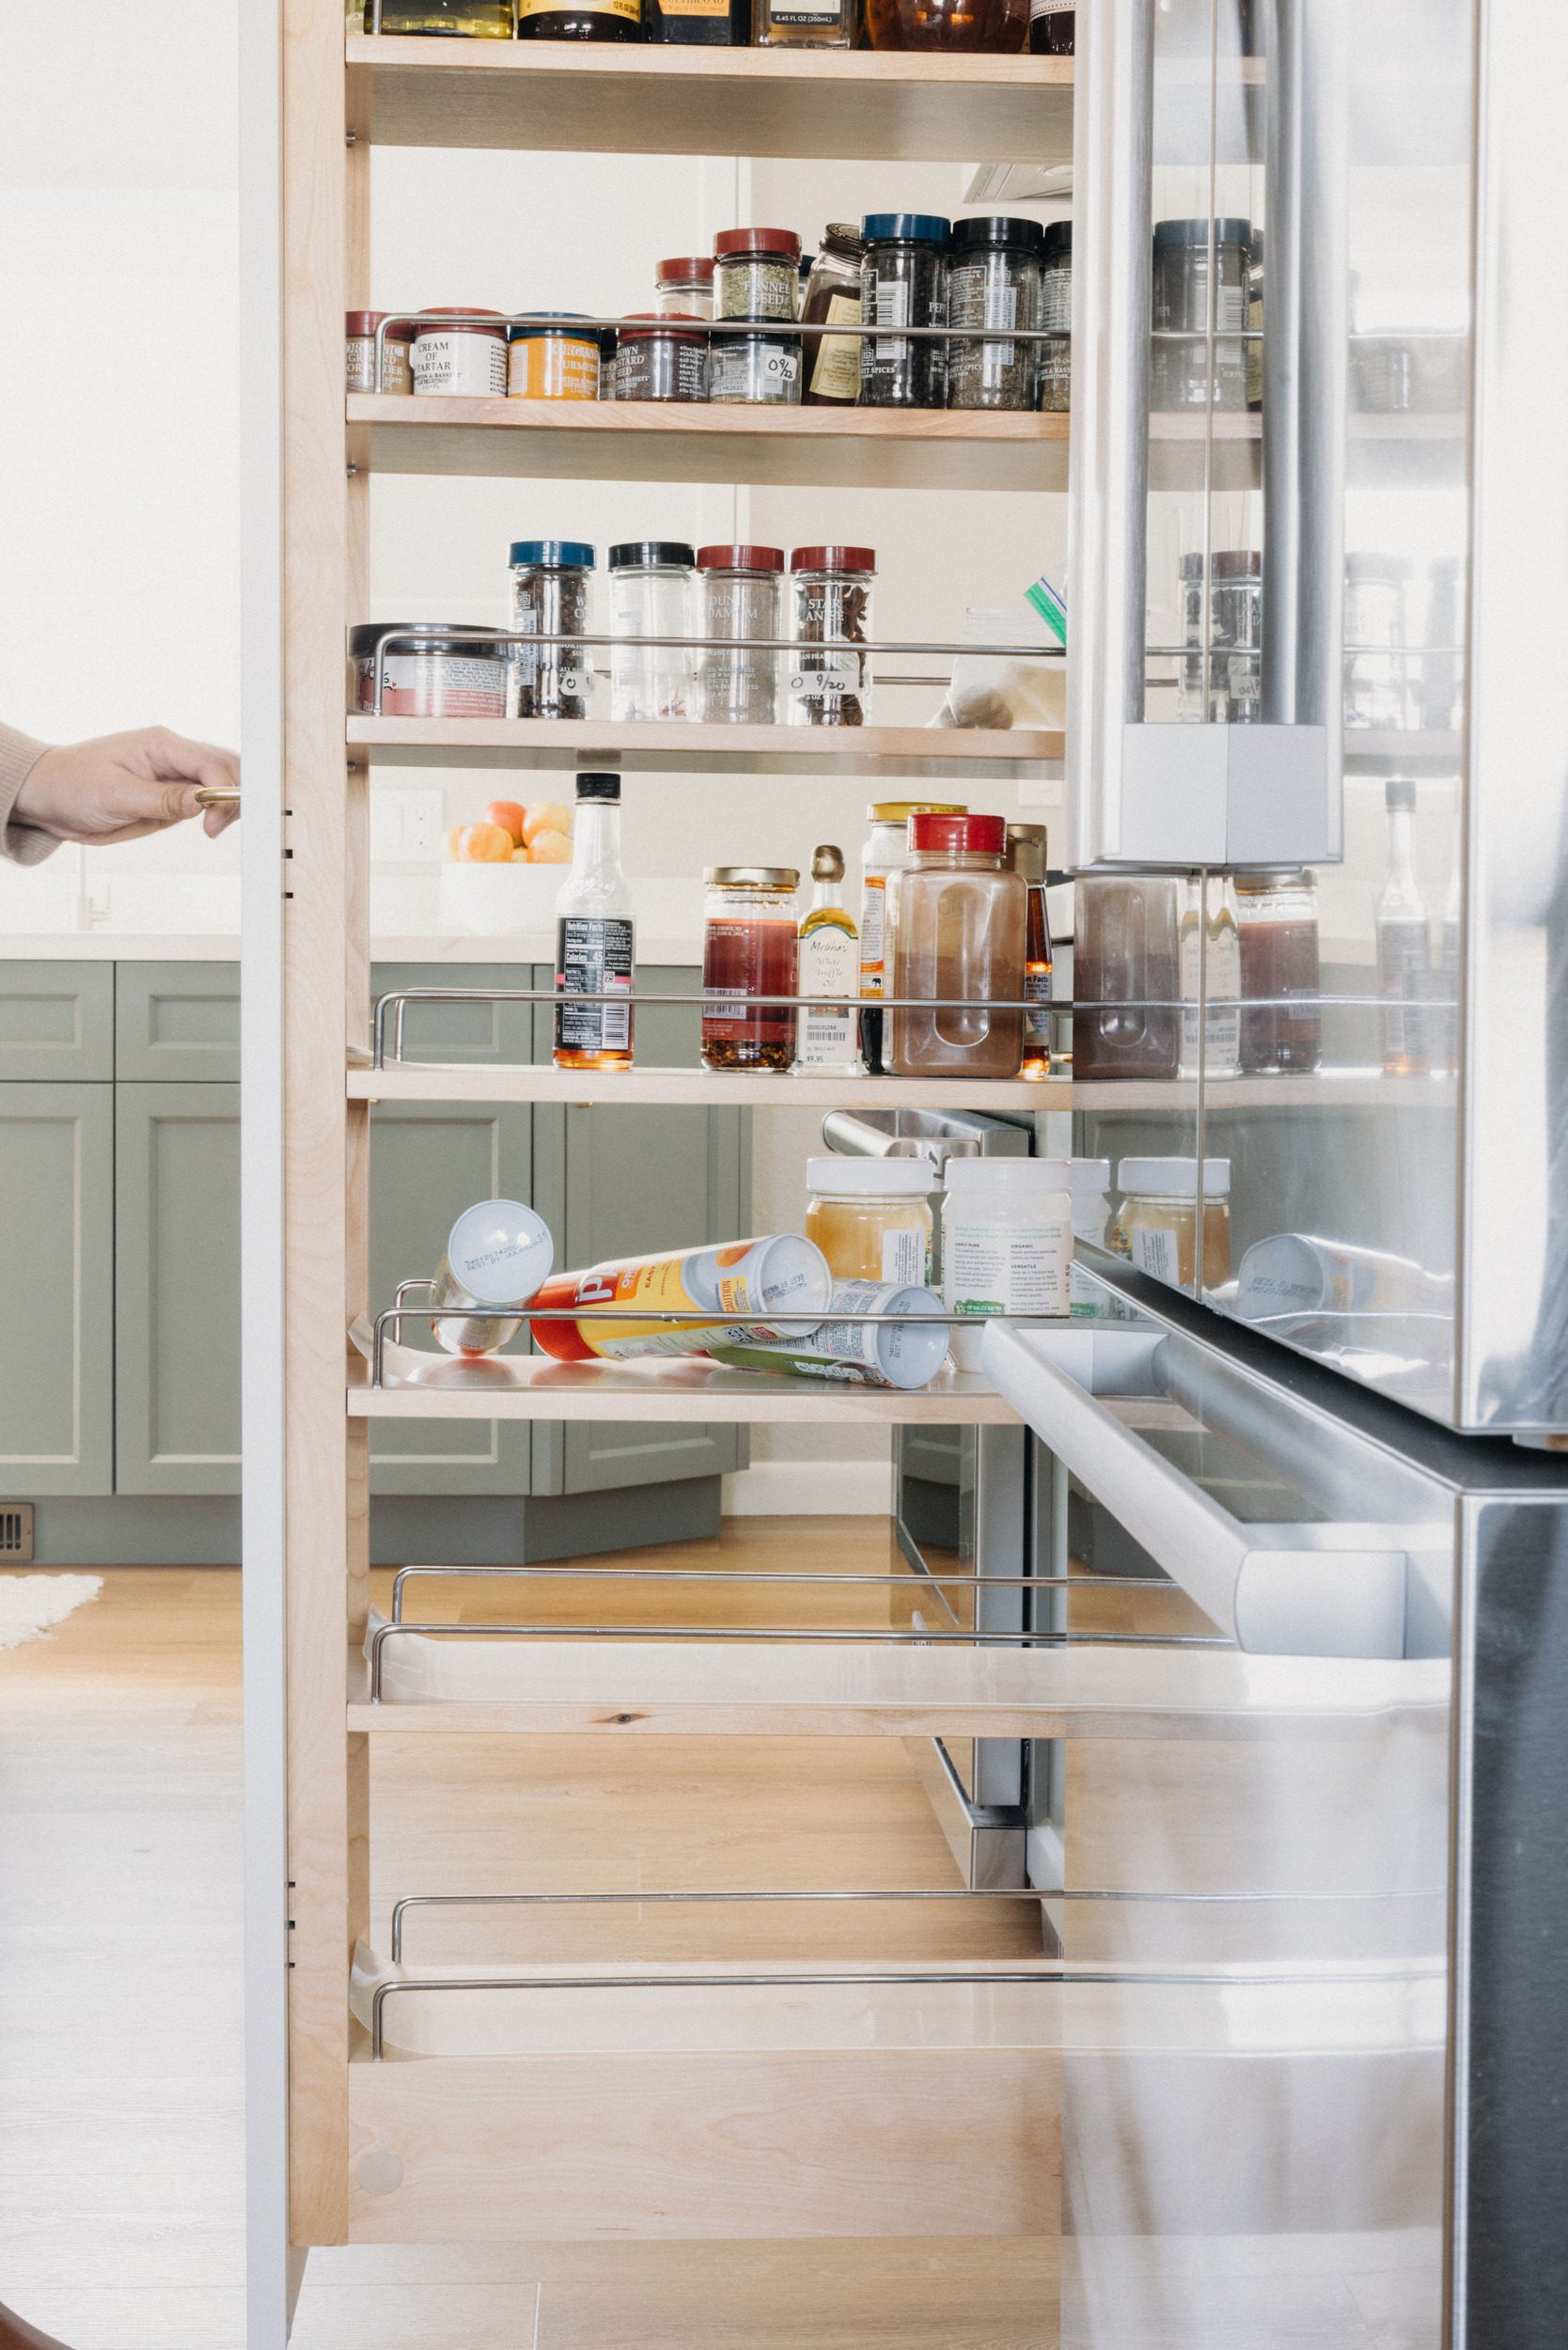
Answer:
0;963;114;1082
114;1084;242;1496
116;962;240;1082
0;1082;114;1496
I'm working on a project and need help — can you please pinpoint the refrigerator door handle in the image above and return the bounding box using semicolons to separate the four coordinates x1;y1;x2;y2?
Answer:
982;1324;1409;1659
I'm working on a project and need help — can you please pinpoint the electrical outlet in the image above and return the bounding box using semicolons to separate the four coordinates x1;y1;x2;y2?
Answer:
370;790;444;862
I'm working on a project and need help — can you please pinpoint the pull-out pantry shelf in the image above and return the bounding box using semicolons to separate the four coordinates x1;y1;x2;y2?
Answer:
348;715;1064;776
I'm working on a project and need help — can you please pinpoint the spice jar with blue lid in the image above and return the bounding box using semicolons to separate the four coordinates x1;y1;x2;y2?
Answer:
508;540;597;722
507;314;601;401
859;214;951;409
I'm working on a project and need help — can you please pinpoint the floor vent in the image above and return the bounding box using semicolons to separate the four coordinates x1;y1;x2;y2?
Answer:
0;1505;35;1562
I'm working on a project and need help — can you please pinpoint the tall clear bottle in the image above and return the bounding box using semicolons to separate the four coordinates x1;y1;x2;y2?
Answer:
1006;822;1053;1077
795;843;863;1074
554;772;635;1073
1375;776;1431;1077
1178;873;1241;1080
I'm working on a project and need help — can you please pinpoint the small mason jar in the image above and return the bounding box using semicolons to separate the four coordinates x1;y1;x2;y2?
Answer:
1151;218;1252;412
708;327;803;405
701;868;800;1072
508;540;596;722
713;227;802;322
787;544;875;727
947;214;1043;412
696;544;784;725
608;540;697;722
860;213;951;409
614;313;709;401
654;255;715;318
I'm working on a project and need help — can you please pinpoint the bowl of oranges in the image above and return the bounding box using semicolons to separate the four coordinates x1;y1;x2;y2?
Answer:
439;797;574;934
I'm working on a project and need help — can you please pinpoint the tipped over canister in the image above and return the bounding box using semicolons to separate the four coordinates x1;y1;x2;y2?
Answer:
529;1234;832;1363
432;1198;555;1355
708;1280;949;1391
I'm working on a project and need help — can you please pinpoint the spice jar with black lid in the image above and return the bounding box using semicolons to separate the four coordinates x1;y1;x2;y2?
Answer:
860;214;950;409
948;215;1043;412
516;0;646;36
713;227;803;323
615;313;710;402
1151;217;1253;412
789;546;876;728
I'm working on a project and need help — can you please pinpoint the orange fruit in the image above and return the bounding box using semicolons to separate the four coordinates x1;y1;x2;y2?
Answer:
526;828;572;864
485;798;527;844
442;827;464;861
453;822;515;864
522;800;572;846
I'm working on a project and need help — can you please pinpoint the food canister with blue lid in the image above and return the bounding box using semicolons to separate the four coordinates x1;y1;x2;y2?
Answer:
508;540;596;722
507;313;602;400
859;212;951;409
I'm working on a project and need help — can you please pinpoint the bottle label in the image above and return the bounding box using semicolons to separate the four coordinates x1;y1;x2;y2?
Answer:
944;1218;1072;1320
882;1225;928;1287
859;875;886;992
519;0;641;14
556;916;634;1054
661;0;729;12
1180;916;1241;1075
1130;1225;1180;1284
795;924;860;1068
1378;920;1431;1060
809;292;862;400
872;278;911;361
1024;962;1053;1052
773;0;842;18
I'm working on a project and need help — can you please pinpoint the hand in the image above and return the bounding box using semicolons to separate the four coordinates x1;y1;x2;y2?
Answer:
14;728;240;846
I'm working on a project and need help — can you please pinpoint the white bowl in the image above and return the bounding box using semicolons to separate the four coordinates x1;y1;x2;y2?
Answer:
439;860;566;936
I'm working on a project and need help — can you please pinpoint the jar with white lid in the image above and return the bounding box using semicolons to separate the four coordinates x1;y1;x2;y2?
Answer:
942;1156;1073;1371
1107;1156;1231;1292
1069;1158;1111;1247
805;1157;934;1288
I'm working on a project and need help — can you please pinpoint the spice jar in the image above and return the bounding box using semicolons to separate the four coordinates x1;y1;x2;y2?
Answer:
696;544;784;726
1150;219;1252;412
350;624;511;718
701;868;800;1072
865;0;1028;50
377;1;515;30
1344;553;1412;729
654;256;715;319
1179;550;1262;725
788;545;875;728
754;0;854;48
346;311;413;396
943;1158;1073;1370
888;811;1026;1081
1236;870;1322;1074
1108;1158;1231;1292
713;227;802;322
947;215;1043;412
860;214;951;409
507;314;601;400
1071;875;1180;1079
410;307;509;398
508;540;596;723
517;0;645;38
805;1158;935;1287
709;328;803;405
1037;222;1072;410
801;224;865;406
614;313;709;402
859;801;965;1075
608;541;696;722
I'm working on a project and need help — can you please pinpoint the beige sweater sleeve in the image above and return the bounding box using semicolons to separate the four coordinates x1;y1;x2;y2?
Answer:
0;723;57;864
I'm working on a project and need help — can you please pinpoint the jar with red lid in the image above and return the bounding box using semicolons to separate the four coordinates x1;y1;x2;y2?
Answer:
410;307;509;398
615;312;710;401
788;545;875;727
887;811;1026;1079
697;545;785;725
654;257;715;319
346;311;413;396
713;227;802;324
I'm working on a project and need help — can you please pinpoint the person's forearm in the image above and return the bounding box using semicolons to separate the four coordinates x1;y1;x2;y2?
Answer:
0;723;56;864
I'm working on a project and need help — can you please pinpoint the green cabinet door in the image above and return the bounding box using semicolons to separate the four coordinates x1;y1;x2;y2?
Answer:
115;1083;242;1496
0;963;114;1081
529;965;749;1496
0;1082;114;1496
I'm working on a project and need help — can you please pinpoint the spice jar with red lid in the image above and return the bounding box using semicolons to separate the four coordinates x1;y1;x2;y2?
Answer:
697;545;786;725
615;313;710;401
713;227;803;323
654;257;715;319
788;545;875;728
887;811;1027;1079
410;307;509;398
346;311;414;396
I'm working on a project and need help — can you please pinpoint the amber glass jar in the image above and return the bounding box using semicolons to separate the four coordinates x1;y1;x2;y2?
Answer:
866;0;1027;51
517;0;645;36
701;869;800;1072
888;812;1026;1080
1107;1158;1231;1292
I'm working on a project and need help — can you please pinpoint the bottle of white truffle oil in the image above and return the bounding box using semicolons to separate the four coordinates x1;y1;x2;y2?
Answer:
794;843;863;1074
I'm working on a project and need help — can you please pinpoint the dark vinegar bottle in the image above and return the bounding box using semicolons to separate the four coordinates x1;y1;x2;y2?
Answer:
517;0;646;39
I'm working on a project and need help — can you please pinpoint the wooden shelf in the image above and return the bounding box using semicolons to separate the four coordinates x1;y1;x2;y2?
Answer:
350;715;1063;776
349;1065;1142;1110
346;35;1074;165
346;395;1070;492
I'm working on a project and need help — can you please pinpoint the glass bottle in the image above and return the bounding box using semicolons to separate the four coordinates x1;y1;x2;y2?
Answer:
1177;873;1240;1080
516;0;645;37
1005;822;1053;1077
865;0;1027;49
859;215;950;409
794;845;863;1075
1376;777;1431;1076
1235;870;1322;1073
888;812;1026;1080
608;540;696;721
1071;875;1181;1079
788;545;875;727
554;774;635;1073
696;544;784;725
376;0;513;28
800;225;866;407
1029;0;1074;49
859;801;965;1076
701;869;800;1072
754;0;854;47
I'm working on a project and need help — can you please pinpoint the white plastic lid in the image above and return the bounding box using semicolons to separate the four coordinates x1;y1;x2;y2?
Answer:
445;1198;555;1304
943;1156;1071;1198
1117;1156;1231;1200
1070;1158;1112;1195
806;1156;935;1198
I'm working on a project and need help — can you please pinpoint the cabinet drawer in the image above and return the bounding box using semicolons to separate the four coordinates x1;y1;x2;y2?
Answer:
116;962;240;1081
0;963;114;1081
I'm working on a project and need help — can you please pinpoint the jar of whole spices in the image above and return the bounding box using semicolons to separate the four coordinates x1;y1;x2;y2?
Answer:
860;214;950;409
947;215;1043;412
1036;222;1072;410
507;314;601;400
788;546;875;728
701;869;801;1072
508;540;596;723
615;313;710;401
654;256;715;319
608;540;697;722
800;224;865;406
1151;218;1252;412
887;812;1026;1081
697;545;785;725
350;625;511;719
713;228;803;322
346;311;414;396
411;307;509;398
709;328;803;405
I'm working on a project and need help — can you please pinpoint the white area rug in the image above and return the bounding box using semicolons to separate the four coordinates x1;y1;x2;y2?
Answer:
0;1572;102;1652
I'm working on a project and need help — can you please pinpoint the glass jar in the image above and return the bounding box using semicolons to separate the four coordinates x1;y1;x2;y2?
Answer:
1344;553;1413;729
1071;874;1181;1079
508;540;596;723
1236;870;1322;1074
860;214;950;409
517;0;645;37
1150;218;1252;412
865;0;1027;50
753;0;853;47
1108;1158;1231;1292
788;545;875;727
1177;874;1240;1080
1036;222;1072;410
1179;550;1262;724
1029;0;1073;49
376;1;514;29
346;311;413;395
350;624;511;718
696;545;784;726
713;227;802;322
859;800;965;1074
608;540;696;722
506;314;600;400
708;328;803;405
947;215;1043;412
701;869;800;1072
654;256;714;318
801;224;865;406
805;1158;934;1286
888;811;1026;1080
410;307;509;397
614;313;709;402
